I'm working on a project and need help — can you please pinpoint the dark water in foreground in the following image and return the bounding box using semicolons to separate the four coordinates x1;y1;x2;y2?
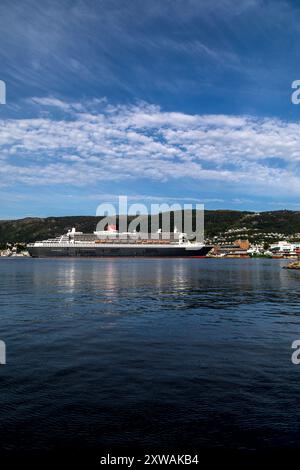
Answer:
0;257;300;452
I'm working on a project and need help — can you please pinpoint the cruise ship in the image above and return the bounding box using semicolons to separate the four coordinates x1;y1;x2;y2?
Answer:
27;226;212;258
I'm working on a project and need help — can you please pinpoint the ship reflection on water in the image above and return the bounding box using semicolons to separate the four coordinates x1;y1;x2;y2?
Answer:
0;257;299;452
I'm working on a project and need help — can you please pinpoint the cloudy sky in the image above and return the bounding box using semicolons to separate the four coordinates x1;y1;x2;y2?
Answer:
1;0;300;218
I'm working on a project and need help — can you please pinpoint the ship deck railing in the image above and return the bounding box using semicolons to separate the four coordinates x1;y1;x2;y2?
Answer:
28;240;182;247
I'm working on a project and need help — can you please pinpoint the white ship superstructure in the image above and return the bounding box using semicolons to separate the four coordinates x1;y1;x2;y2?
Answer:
27;227;212;258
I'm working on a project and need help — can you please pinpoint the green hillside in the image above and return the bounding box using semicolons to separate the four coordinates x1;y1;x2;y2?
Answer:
0;210;300;246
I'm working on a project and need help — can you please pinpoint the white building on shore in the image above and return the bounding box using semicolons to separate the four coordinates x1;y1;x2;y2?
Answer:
269;241;300;254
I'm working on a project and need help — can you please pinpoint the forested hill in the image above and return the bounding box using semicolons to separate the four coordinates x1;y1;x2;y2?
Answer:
0;210;300;244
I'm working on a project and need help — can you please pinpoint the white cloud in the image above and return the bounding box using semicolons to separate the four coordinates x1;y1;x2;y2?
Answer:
1;99;300;196
30;97;71;111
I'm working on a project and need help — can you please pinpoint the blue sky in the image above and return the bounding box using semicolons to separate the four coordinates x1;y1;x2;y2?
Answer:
1;0;300;218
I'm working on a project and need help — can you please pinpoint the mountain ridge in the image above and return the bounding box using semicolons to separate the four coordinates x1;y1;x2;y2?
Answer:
1;210;300;245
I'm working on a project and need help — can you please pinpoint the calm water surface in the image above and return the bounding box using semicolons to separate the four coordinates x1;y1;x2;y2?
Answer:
0;257;300;451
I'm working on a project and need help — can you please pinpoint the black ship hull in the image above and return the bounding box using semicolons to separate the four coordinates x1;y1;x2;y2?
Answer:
28;245;212;258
